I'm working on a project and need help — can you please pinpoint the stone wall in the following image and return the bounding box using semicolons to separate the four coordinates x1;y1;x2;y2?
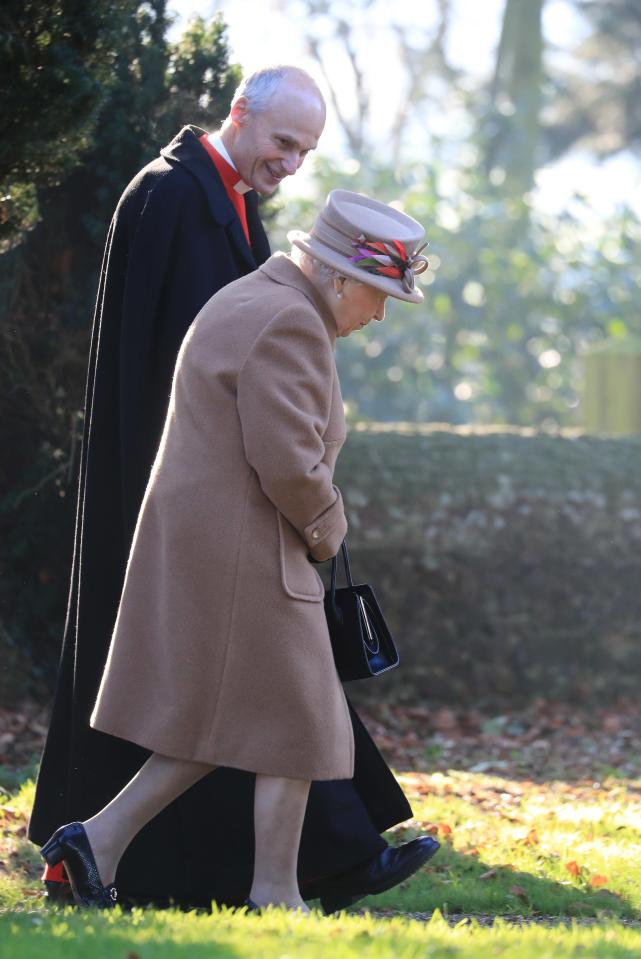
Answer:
332;424;641;705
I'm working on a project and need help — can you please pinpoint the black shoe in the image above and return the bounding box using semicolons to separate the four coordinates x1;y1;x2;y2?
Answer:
40;822;118;909
305;836;440;914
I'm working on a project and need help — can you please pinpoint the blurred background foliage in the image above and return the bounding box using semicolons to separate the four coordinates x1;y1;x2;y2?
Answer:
271;158;640;427
265;0;641;426
0;0;639;694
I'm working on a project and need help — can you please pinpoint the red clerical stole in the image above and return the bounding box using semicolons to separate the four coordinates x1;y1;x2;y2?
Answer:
199;134;251;245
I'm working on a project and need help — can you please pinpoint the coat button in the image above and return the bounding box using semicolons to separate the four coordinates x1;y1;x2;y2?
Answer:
311;528;320;540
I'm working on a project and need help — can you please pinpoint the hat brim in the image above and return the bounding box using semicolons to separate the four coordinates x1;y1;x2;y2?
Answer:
287;230;424;304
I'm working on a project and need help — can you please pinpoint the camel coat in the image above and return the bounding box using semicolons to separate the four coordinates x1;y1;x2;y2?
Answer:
90;253;354;780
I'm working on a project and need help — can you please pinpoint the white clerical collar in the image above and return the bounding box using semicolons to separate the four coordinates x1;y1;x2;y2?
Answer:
206;133;252;194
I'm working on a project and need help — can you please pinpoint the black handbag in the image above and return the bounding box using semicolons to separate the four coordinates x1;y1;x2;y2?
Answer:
324;540;400;681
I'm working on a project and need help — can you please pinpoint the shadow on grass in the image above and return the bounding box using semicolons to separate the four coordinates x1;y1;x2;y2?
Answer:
360;838;637;920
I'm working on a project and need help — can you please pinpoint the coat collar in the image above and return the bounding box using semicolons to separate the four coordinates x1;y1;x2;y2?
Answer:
259;254;338;346
160;125;256;270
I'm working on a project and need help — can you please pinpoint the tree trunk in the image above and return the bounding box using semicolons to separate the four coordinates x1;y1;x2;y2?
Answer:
485;0;545;196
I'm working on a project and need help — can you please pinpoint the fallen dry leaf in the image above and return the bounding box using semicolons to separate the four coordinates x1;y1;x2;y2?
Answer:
509;884;529;903
565;860;580;877
590;874;609;888
357;699;641;782
418;822;440;835
480;869;498;880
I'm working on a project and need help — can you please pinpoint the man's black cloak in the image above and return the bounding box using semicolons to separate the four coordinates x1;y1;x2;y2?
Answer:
28;126;411;907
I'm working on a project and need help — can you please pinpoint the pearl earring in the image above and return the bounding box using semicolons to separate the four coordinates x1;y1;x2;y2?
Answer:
336;290;343;300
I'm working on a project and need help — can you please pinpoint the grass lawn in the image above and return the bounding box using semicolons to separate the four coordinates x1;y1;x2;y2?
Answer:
1;701;640;956
4;906;641;959
365;770;641;919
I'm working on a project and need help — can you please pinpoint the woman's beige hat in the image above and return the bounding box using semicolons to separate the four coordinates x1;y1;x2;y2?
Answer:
288;189;428;303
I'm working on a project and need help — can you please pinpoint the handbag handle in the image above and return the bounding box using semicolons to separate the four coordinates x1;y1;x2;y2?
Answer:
329;539;353;597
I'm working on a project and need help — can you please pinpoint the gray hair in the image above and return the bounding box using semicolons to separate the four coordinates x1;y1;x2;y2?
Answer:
291;247;345;284
231;65;321;114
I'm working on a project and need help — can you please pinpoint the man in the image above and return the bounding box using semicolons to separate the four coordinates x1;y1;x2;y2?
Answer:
28;65;438;912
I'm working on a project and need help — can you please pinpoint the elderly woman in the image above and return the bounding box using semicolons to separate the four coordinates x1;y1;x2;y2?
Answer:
40;189;429;912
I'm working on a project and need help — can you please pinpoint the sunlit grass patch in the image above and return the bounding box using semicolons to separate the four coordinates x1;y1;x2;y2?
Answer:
2;764;640;952
364;771;641;919
0;775;41;911
2;906;641;959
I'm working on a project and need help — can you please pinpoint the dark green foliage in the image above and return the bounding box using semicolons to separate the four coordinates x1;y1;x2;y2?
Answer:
0;0;136;251
162;15;241;137
0;0;131;180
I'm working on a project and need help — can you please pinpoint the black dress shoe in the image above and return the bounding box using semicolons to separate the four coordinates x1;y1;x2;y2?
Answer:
40;822;118;909
303;836;440;914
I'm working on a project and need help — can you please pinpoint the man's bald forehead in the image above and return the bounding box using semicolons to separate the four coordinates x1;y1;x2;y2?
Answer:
231;65;325;114
273;70;325;112
278;66;323;97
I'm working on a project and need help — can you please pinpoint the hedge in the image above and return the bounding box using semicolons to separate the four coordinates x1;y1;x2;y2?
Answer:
334;424;641;705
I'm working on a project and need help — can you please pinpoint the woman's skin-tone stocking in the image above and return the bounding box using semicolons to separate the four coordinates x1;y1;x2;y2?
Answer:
81;753;311;910
83;752;212;887
250;774;311;912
